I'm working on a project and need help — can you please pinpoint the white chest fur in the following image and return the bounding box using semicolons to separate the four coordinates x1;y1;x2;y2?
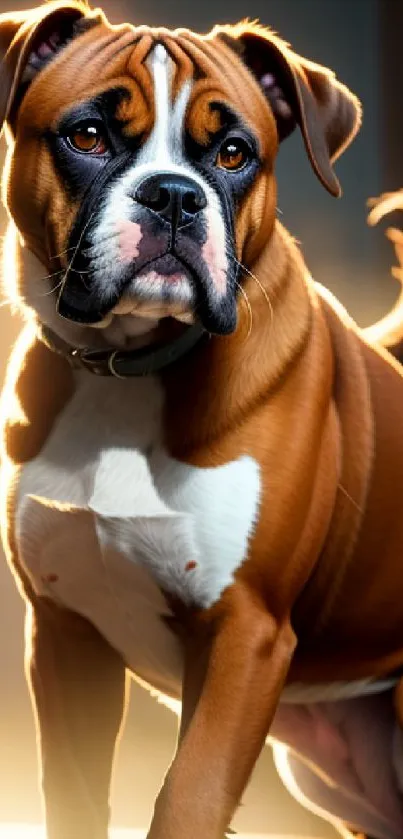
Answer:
16;373;261;697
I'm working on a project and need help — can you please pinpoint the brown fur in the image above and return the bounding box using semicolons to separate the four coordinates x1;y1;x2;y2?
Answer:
0;4;399;838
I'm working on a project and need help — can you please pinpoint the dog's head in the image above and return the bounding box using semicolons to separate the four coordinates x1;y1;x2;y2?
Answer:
1;1;361;342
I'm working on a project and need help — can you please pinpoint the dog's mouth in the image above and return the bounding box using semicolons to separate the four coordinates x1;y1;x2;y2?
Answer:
56;241;239;336
57;252;195;325
116;254;197;317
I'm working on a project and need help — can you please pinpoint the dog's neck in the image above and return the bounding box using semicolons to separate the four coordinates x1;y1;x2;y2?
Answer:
12;219;319;438
161;221;318;456
4;220;331;469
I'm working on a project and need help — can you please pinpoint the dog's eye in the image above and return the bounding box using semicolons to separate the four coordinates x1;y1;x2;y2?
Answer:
66;121;108;154
216;138;250;172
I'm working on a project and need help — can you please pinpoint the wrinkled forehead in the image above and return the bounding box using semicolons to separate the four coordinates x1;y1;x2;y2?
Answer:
20;23;273;149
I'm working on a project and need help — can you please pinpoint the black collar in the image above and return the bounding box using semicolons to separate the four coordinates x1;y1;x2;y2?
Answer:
38;322;206;378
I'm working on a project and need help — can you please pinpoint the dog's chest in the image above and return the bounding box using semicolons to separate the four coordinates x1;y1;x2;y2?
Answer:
16;373;260;696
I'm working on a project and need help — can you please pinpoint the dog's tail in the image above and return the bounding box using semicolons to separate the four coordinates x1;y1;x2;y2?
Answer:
364;190;403;360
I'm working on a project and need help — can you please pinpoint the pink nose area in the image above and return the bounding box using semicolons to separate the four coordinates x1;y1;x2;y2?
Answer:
202;210;227;296
117;220;143;263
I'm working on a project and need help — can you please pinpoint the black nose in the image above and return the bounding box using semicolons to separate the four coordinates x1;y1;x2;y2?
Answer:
135;173;207;228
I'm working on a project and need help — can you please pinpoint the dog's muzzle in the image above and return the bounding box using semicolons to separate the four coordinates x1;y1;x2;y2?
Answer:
56;149;238;337
56;165;210;325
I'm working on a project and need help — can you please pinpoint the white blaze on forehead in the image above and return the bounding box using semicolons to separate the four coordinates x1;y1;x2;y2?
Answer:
86;42;229;310
146;44;172;162
141;43;192;167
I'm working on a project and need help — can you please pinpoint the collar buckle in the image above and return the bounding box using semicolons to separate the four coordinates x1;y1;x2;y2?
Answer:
38;322;206;378
107;350;126;379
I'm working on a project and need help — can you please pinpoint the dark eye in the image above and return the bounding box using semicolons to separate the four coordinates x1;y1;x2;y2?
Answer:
216;137;250;172
66;121;108;154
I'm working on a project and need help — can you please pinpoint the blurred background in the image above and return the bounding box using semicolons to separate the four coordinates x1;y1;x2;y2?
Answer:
0;0;402;835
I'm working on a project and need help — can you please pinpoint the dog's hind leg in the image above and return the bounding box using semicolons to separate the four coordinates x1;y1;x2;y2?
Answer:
272;741;401;839
27;596;127;839
271;693;403;839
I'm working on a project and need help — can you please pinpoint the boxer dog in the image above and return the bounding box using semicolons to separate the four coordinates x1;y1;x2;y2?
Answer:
1;2;403;838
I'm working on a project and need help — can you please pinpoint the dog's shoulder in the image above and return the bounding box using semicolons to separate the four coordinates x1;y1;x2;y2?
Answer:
0;324;74;465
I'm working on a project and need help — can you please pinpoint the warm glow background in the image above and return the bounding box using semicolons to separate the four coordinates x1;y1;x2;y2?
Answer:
0;0;399;835
0;830;301;839
0;832;301;838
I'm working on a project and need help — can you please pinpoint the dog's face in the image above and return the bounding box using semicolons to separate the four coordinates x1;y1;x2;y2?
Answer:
1;1;360;340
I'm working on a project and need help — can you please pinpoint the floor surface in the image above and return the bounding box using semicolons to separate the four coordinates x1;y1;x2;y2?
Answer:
0;829;324;839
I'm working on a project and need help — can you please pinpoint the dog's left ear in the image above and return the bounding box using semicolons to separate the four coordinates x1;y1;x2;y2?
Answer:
0;1;102;137
218;24;362;197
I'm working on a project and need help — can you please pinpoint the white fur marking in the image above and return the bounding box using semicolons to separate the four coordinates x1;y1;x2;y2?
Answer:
146;45;172;164
141;44;192;168
16;374;261;695
138;43;192;170
18;494;183;697
86;46;228;312
88;443;261;608
151;448;260;606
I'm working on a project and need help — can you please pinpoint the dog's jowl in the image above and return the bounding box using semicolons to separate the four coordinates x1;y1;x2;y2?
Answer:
1;2;403;838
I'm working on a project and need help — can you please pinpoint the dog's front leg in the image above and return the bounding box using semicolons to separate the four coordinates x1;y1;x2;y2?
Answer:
148;583;296;839
27;597;127;839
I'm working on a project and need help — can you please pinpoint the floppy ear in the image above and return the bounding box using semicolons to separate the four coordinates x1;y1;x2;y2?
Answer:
0;0;101;137
218;23;362;197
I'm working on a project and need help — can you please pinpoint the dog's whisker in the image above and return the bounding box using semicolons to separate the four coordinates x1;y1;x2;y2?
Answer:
229;252;275;338
234;278;253;339
30;269;65;297
40;277;66;297
238;260;274;331
40;268;65;283
61;211;97;292
78;272;93;292
338;483;363;514
82;230;123;252
48;245;76;260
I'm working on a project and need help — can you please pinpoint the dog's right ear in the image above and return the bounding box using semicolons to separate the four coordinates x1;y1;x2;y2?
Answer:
0;1;101;137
